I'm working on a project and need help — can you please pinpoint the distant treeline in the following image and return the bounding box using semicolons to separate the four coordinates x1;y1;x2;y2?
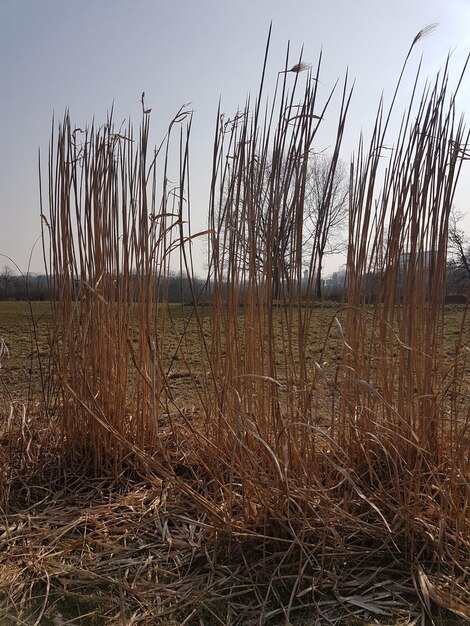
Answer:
0;267;468;303
0;272;51;301
0;271;209;303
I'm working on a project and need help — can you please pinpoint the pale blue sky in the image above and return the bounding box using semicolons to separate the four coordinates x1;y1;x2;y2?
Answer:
1;0;470;275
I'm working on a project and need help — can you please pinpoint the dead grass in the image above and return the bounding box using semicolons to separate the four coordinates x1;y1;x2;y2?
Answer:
1;301;469;624
0;457;468;624
2;26;470;625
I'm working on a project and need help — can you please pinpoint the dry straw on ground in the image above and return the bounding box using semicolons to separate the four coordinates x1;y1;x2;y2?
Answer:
1;27;470;625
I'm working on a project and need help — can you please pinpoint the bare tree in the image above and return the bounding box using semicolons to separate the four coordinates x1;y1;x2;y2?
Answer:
303;155;349;297
0;265;15;299
217;153;349;300
448;207;470;280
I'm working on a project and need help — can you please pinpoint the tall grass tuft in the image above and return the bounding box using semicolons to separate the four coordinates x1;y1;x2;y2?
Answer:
44;105;196;470
30;32;470;622
200;43;470;618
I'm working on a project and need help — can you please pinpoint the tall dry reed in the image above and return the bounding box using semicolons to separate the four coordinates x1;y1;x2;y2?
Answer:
43;105;198;469
37;29;470;621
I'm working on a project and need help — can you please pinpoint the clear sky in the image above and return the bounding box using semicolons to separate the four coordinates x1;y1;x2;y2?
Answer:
1;0;470;276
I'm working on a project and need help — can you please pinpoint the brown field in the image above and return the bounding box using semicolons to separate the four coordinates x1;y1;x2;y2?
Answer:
1;301;469;626
0;301;336;389
1;301;468;404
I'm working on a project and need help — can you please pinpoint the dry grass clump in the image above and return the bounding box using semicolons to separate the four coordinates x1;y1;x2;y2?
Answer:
1;29;470;624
